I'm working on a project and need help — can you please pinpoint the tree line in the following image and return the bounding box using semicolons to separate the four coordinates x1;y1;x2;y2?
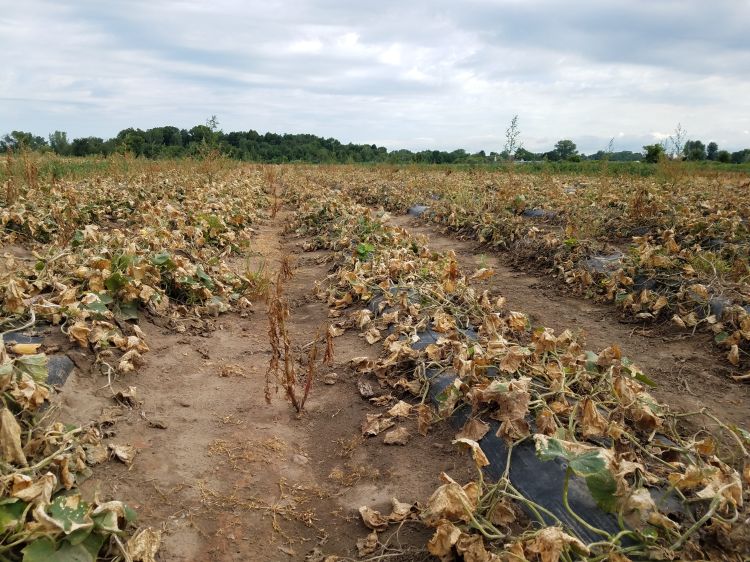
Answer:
1;125;749;165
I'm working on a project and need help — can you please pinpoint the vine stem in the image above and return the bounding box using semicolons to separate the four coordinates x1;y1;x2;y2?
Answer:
670;484;733;550
562;468;611;539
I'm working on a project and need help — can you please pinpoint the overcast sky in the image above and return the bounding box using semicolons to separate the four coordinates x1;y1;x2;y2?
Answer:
2;0;750;154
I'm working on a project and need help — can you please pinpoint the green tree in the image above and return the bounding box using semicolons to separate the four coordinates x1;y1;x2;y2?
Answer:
706;141;718;161
0;131;47;151
553;139;578;161
48;131;71;155
683;140;706;161
515;148;537;161
643;144;665;163
717;150;731;163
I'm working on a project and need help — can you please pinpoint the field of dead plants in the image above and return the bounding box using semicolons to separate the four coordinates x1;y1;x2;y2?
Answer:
0;156;749;561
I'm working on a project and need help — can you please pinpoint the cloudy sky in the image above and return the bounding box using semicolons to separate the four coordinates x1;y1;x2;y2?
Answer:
2;0;750;154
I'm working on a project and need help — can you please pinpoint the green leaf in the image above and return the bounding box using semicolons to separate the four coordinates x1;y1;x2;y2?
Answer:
70;230;85;248
92;511;119;533
109;253;134;273
195;266;214;289
152;251;174;268
97;292;113;305
584;351;599;373
535;436;619;512
356;242;375;260
116;301;139;321
568;449;607;476
83;294;110;315
104;271;130;293
14;354;48;382
22;534;103;562
0;499;27;533
621;359;657;387
47;494;93;535
633;371;657;388
731;425;750;445
714;331;730;345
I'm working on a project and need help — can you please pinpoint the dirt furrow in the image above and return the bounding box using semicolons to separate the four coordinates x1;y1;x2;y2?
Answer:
387;213;750;429
52;211;473;561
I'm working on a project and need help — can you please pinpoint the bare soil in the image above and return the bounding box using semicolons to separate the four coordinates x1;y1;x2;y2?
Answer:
388;213;750;429
51;211;473;561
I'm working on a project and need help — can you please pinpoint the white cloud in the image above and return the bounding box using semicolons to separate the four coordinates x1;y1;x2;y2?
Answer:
288;39;323;55
1;0;749;153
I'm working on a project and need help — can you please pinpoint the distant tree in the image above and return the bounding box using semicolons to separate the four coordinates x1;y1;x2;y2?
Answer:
503;114;522;161
683;140;707;161
731;149;750;164
706;141;719;161
515;147;537;161
0;131;47;151
643;144;665;163
48;131;70;155
717;150;731;163
71;137;109;156
553;139;578;161
668;123;687;158
123;132;146;156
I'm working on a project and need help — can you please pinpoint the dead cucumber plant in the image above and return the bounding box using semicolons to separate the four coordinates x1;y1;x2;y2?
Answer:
297;165;750;373
0;166;268;374
285;181;750;561
0;328;160;562
0;164;272;560
265;257;328;414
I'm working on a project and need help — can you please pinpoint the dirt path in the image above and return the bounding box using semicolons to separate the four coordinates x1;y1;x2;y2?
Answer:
53;211;473;561
388;213;750;429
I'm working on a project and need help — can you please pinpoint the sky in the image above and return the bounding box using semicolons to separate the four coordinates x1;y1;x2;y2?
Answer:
2;0;750;154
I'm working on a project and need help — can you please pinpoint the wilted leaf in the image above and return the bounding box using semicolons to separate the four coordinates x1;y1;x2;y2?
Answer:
453;438;490;469
507;311;528;332
487;498;516;526
579;398;608;438
387;400;412;418
0;408;27;466
470;268;495;281
456;418;490;442
361;414;395;437
387;498;414;522
364;327;382;344
359;506;389;531
728;344;740;366
427;522;461;558
416;403;433;436
12;472;56;505
68;322;91;348
422;473;479;525
109;443;137;467
525;527;590;562
356;530;378;556
126;527;162;562
383;426;410;445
